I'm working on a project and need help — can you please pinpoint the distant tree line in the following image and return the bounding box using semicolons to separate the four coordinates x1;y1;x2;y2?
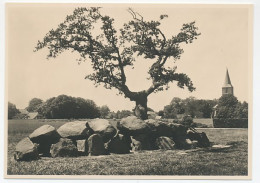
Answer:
8;95;134;120
160;95;248;119
160;97;218;119
8;94;248;120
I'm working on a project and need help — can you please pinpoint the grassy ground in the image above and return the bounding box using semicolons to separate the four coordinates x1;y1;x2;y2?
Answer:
194;118;213;128
7;119;248;176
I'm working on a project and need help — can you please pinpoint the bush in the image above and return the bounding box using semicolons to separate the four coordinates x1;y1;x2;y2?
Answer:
37;95;100;119
213;118;248;128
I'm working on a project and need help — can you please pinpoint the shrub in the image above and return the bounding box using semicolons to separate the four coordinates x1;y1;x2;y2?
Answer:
213;118;248;128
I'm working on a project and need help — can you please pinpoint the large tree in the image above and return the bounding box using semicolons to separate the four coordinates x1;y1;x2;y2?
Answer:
8;102;20;119
26;98;43;112
35;7;200;120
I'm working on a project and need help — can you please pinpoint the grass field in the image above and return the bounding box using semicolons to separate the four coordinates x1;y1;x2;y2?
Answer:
7;119;248;176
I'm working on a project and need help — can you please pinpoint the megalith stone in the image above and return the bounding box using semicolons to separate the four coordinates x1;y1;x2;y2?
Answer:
50;138;78;157
14;137;39;161
88;119;117;142
145;119;173;137
117;116;150;136
155;136;176;150
130;134;153;151
105;134;130;154
29;125;60;144
187;129;210;147
76;139;88;155
29;125;60;156
87;134;106;156
57;121;93;140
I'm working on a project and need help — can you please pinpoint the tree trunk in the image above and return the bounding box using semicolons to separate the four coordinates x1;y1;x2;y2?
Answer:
120;85;149;120
134;95;148;120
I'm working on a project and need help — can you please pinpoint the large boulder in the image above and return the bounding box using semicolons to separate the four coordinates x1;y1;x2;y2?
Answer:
88;119;117;142
57;121;93;140
130;134;153;151
76;139;88;155
14;137;39;161
29;125;60;144
29;125;60;156
145;119;173;137
155;136;176;150
87;134;106;156
117;116;150;136
187;129;210;147
174;137;197;149
105;134;130;154
50;138;78;157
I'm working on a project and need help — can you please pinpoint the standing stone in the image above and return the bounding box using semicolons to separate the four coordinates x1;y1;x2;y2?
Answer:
57;121;93;140
88;119;117;142
155;136;176;150
88;134;106;156
50;138;78;157
105;134;130;154
76;139;88;155
29;125;60;156
14;137;39;161
187;129;210;147
130;134;153;151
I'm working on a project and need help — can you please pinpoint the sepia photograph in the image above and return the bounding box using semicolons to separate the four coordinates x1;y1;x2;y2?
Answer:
4;2;253;179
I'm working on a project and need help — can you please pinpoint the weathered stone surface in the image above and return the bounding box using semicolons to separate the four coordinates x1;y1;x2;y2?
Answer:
117;116;150;136
130;134;153;151
37;143;52;156
155;136;176;150
76;139;88;155
57;121;93;140
88;134;106;156
168;123;188;138
187;129;210;147
14;137;39;161
173;137;192;149
88;119;117;142
105;134;130;154
29;125;60;144
145;119;173;137
191;140;199;149
50;138;78;157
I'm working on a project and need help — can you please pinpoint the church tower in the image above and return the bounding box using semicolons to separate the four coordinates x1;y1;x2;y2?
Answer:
222;69;234;96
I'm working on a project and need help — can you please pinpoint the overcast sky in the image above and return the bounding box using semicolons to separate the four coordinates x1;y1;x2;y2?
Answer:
6;3;252;112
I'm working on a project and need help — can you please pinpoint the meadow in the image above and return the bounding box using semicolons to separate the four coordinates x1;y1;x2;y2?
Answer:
7;119;248;176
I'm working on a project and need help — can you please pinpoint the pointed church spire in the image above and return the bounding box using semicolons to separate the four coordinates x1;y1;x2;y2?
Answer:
222;68;234;96
223;68;232;87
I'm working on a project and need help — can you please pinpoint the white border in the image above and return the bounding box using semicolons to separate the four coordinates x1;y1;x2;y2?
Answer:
0;0;259;183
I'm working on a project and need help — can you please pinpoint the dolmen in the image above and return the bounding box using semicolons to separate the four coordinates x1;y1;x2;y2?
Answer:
14;116;210;161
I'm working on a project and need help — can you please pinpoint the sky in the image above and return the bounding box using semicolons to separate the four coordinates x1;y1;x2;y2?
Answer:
6;3;252;112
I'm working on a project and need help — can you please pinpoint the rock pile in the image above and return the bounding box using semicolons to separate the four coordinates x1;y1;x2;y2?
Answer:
14;116;210;161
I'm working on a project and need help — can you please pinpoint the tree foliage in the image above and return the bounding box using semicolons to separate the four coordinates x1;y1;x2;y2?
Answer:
26;98;43;112
8;102;20;119
163;97;217;119
37;95;100;119
99;105;110;118
35;7;200;119
216;94;248;119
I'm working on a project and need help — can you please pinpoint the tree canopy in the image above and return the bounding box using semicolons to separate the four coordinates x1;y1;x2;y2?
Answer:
216;94;248;119
37;95;100;119
8;102;20;119
35;7;200;119
26;98;43;112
